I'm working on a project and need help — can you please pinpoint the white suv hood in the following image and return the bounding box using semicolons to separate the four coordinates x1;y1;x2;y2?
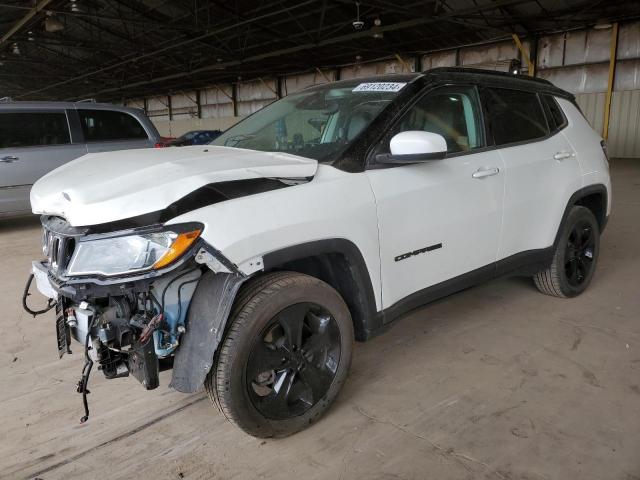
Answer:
31;145;318;226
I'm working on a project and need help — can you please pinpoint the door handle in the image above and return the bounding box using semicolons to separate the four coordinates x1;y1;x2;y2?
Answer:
553;151;574;161
0;155;19;163
472;167;500;179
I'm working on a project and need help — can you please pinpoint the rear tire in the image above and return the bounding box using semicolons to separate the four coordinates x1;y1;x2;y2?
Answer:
534;206;600;298
206;271;354;438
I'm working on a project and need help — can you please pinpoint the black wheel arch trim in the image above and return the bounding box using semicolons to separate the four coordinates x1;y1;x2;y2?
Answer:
553;183;608;250
262;238;381;341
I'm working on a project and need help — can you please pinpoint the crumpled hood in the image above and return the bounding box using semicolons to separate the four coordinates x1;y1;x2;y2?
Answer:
31;145;318;226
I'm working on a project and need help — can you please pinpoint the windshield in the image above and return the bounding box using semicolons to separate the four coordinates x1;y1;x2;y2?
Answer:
211;80;408;162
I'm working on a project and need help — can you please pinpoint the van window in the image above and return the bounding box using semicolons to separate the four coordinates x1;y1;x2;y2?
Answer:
0;112;70;148
541;94;567;133
384;85;484;154
484;88;548;146
78;109;147;142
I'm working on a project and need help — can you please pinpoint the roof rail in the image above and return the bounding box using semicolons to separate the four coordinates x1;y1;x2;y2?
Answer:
76;98;97;103
425;67;553;86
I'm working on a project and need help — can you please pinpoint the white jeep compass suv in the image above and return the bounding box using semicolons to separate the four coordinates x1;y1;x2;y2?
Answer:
26;68;611;437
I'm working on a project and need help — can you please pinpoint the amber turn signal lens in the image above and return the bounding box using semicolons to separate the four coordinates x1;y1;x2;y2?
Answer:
153;229;201;269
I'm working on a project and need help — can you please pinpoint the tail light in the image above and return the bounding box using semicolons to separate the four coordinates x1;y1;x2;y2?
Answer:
154;142;167;148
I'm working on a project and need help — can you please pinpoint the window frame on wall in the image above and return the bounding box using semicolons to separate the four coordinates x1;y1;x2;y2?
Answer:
0;110;72;149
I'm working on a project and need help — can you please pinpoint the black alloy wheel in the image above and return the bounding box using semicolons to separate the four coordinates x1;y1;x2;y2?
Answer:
534;205;600;298
564;220;596;288
246;303;341;420
204;271;354;438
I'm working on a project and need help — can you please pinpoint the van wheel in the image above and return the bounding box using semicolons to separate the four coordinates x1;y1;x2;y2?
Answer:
206;272;353;438
534;206;600;298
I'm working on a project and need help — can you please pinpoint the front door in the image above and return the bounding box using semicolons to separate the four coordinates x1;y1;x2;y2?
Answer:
366;85;505;310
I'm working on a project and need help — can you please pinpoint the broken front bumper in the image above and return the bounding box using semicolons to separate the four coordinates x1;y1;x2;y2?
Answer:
28;257;247;394
32;260;58;301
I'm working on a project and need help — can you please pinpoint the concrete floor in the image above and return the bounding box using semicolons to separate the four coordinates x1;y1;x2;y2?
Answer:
1;159;639;480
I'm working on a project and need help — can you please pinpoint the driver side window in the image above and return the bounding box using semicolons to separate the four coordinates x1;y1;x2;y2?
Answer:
387;85;485;154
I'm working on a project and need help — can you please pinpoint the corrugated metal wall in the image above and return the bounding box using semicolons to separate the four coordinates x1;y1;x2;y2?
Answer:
575;92;606;135
608;90;640;157
421;39;532;72
201;85;234;118
126;20;640;155
170;92;197;120
237;79;278;116
340;56;414;78
283;70;336;95
535;22;640;157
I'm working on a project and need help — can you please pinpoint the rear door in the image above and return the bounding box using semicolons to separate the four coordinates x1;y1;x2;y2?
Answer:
76;108;155;153
0;109;86;214
481;87;582;261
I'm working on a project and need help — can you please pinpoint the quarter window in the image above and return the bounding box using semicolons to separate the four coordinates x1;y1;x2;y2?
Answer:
78;109;147;142
0;112;70;148
385;85;484;154
541;94;567;133
484;88;548;146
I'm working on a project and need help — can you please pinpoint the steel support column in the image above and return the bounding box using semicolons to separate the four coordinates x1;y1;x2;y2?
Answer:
232;83;238;117
196;89;202;119
512;33;534;76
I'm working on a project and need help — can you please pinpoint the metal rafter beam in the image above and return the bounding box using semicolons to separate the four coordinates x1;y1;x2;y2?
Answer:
0;0;54;47
59;0;532;99
15;0;320;98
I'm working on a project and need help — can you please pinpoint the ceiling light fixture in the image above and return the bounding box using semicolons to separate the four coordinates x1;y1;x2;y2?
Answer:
352;2;364;30
372;17;383;38
593;22;612;30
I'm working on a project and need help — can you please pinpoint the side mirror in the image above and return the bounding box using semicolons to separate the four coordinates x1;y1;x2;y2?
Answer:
377;131;447;164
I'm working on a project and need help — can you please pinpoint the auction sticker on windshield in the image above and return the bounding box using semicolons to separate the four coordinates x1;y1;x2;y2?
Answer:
352;82;406;92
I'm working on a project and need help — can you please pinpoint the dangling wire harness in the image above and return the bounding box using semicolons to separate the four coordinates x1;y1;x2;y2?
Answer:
77;315;98;424
22;273;56;317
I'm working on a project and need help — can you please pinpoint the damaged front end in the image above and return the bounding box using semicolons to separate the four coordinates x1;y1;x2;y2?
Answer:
25;215;245;423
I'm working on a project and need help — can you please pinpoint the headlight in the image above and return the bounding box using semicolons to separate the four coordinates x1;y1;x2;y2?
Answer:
66;228;201;277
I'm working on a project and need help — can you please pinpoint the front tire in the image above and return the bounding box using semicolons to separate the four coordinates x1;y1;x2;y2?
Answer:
206;271;354;438
534;206;600;298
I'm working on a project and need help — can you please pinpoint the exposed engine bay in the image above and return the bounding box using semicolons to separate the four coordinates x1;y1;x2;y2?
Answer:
24;214;244;423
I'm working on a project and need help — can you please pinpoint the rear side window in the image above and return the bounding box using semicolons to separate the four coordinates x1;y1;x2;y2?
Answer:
0;112;70;148
78;109;148;142
483;88;548;146
541;94;567;133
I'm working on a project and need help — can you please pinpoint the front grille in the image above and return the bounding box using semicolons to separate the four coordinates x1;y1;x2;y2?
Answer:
43;229;74;275
41;216;88;277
